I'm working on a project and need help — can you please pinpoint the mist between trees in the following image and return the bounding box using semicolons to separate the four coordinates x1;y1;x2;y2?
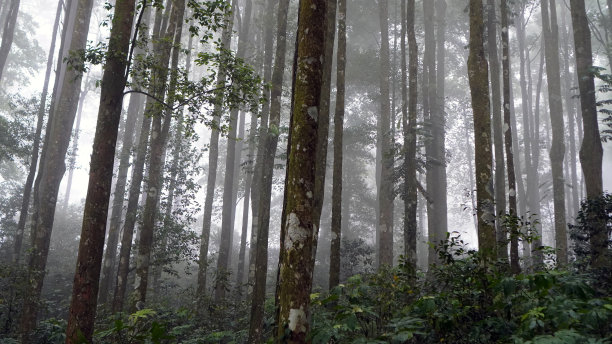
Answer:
0;0;611;343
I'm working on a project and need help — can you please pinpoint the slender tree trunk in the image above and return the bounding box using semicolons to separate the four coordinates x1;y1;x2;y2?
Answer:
329;0;345;290
501;0;520;274
569;0;606;267
18;0;93;341
487;0;507;261
196;0;233;311
403;0;418;271
12;0;62;263
275;0;326;340
468;0;496;262
134;0;184;308
0;0;19;82
64;0;136;341
248;1;289;340
98;5;150;306
541;0;568;266
378;0;393;268
531;45;545;267
311;0;336;268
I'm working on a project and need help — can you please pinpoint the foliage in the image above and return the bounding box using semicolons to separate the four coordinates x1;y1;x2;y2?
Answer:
310;233;612;344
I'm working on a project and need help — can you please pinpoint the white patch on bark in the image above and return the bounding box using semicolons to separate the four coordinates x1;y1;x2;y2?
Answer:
285;213;309;249
308;106;318;122
288;307;307;333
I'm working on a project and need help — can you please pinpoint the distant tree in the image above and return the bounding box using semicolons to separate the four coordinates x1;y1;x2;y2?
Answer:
0;0;19;82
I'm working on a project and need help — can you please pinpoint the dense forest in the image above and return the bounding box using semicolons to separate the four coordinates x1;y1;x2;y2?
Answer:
0;0;611;342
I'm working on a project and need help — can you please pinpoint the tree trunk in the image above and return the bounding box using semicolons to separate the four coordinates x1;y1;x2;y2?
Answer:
18;0;93;341
247;0;289;340
487;0;507;261
62;83;89;209
468;0;496;262
134;0;184;308
275;0;326;341
378;0;393;269
403;0;418;271
12;0;62;263
0;0;19;82
329;0;345;290
569;0;606;267
541;0;568;266
501;0;520;274
196;0;233;311
64;0;136;341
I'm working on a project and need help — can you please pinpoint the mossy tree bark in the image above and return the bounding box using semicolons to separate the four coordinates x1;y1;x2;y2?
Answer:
468;0;496;262
275;0;326;341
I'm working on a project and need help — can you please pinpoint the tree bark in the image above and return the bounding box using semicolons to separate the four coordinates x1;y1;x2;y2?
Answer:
501;0;520;274
64;0;136;341
248;0;289;340
18;0;93;341
569;0;606;267
12;0;62;263
378;0;393;269
275;0;326;341
487;0;507;261
541;0;568;266
468;0;496;262
329;0;345;290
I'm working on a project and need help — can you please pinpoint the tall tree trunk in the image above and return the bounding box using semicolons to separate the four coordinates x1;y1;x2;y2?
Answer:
64;0;136;341
12;0;62;263
247;0;274;293
541;0;568;266
329;0;345;290
501;0;520;274
196;0;233;311
275;0;326;340
98;5;150;306
468;0;496;262
403;0;418;271
248;0;289;340
213;0;239;303
18;0;93;341
531;45;545;267
134;0;184;308
0;0;18;82
487;0;507;261
378;0;393;268
311;0;336;267
569;0;606;267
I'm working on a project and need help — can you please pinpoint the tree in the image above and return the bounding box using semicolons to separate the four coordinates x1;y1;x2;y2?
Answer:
487;0;507;261
467;0;496;262
275;0;326;340
569;0;606;267
12;0;62;263
248;0;290;340
64;0;137;341
329;0;346;290
378;0;393;268
541;0;568;266
18;0;93;340
0;0;19;82
403;0;418;270
501;0;520;274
